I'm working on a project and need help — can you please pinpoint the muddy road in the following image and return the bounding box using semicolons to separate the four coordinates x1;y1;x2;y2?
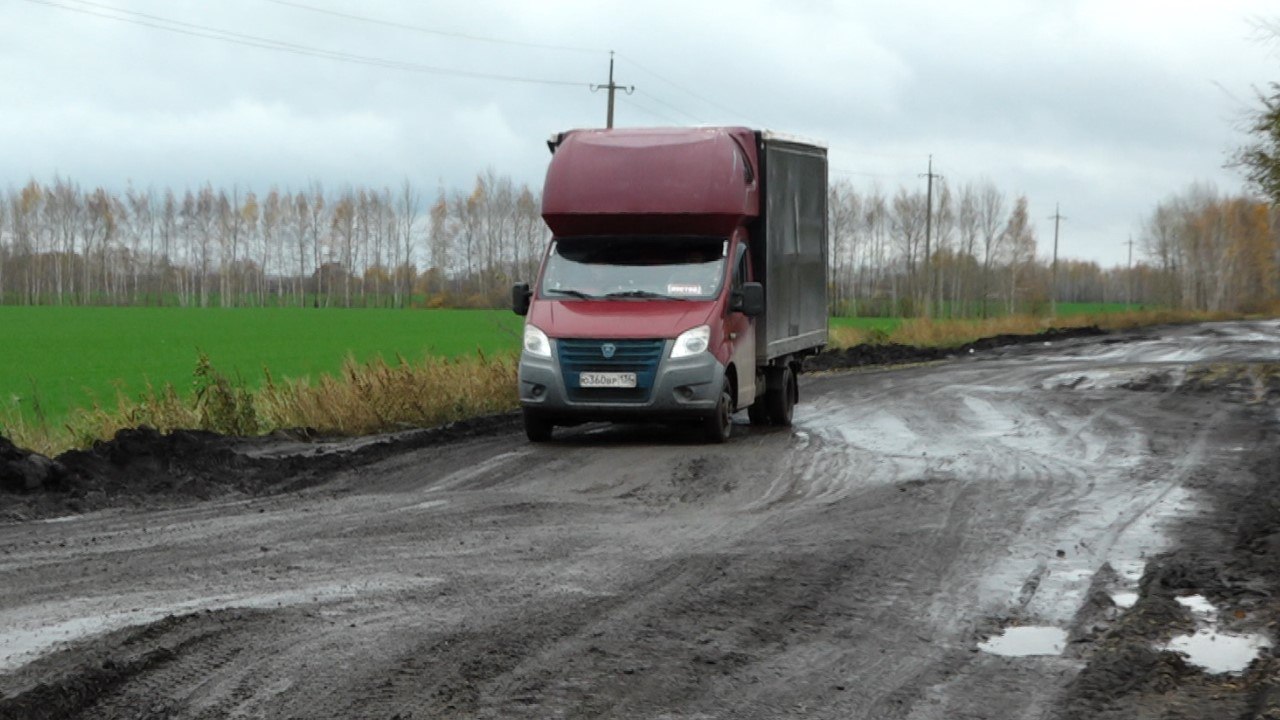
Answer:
2;321;1279;719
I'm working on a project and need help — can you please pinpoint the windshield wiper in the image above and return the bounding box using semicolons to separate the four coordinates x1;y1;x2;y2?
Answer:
545;288;598;299
603;290;689;301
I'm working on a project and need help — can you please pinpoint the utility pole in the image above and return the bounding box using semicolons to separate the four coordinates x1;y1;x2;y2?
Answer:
919;155;942;318
590;51;633;129
1048;204;1066;318
1126;235;1134;308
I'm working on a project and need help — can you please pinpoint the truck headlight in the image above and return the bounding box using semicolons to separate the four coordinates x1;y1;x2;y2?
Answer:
671;325;711;359
523;325;552;359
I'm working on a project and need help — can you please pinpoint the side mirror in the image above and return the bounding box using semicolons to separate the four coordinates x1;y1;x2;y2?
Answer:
512;282;532;316
730;282;765;317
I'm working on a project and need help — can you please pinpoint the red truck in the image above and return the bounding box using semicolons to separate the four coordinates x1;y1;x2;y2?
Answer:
512;127;828;442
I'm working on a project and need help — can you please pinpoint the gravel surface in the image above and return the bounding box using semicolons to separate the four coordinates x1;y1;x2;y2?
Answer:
0;320;1277;719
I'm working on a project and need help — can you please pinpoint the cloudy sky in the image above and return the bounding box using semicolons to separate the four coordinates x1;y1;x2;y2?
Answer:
4;0;1277;266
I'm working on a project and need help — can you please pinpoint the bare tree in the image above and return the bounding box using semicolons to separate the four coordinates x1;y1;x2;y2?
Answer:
975;181;1006;317
397;179;420;308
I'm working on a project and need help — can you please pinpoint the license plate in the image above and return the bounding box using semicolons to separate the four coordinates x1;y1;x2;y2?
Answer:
579;372;637;388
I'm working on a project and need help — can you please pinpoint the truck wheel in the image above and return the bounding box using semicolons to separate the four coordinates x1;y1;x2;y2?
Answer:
766;365;795;426
523;410;554;442
703;379;733;443
747;396;771;425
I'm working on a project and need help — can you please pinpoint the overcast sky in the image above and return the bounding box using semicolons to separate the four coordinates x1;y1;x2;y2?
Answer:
4;0;1277;266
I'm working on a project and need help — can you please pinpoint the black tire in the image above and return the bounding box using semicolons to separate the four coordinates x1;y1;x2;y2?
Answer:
523;409;554;442
766;365;795;426
702;379;733;443
747;394;771;425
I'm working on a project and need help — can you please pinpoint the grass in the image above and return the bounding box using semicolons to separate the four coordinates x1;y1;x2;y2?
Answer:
0;306;522;427
828;308;1233;349
0;303;1242;456
5;351;519;456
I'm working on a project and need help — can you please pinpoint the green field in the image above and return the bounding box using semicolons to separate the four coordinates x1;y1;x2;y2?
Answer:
2;301;1152;430
828;316;902;333
0;307;522;425
830;302;1146;329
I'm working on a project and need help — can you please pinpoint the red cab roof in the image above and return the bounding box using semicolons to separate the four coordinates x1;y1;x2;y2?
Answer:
541;127;760;237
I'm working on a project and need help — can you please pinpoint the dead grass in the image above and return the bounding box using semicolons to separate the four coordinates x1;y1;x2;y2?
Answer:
256;353;517;436
0;308;1248;456
1;352;518;456
829;309;1235;350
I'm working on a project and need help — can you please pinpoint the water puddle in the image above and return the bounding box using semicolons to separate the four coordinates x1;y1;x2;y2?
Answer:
1164;629;1271;674
1175;594;1216;616
1111;592;1138;609
978;626;1068;657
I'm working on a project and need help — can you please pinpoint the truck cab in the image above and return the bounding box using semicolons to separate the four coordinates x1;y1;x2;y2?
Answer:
513;127;827;442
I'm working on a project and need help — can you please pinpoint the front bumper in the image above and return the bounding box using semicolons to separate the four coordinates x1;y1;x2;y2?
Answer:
519;339;725;423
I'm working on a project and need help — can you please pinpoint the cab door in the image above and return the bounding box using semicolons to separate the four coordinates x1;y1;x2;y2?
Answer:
725;241;757;408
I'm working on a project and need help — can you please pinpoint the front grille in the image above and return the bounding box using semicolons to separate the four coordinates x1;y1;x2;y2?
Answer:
558;338;665;403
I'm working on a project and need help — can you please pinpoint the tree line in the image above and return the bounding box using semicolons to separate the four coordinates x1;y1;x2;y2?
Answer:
0;171;546;309
0;172;1274;315
826;179;1278;317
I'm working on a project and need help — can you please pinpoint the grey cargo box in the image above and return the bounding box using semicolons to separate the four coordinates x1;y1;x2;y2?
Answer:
752;131;829;362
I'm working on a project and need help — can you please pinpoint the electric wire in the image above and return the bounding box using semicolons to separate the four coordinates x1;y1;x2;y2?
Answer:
616;52;765;127
634;89;706;125
616;96;685;126
34;0;923;165
265;0;605;55
23;0;590;87
256;1;751;130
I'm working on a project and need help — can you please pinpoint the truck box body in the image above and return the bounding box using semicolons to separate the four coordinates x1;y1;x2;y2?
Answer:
755;135;829;361
515;126;827;441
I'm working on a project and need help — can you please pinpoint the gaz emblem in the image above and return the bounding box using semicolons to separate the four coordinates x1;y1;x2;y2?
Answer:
601;342;616;359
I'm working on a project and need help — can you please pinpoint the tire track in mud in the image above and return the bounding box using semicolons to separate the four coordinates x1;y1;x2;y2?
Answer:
0;610;269;720
1;321;1278;718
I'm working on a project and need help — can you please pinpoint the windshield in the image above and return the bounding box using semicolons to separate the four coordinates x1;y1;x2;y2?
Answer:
539;236;727;301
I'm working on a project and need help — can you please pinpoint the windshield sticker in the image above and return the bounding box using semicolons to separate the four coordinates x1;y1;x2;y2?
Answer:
667;283;703;296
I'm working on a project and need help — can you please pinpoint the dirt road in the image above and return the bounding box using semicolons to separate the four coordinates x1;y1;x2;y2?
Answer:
1;321;1278;719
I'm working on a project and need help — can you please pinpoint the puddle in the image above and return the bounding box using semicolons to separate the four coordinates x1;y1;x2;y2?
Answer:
1164;629;1271;674
1175;594;1216;616
1111;592;1138;609
978;626;1068;657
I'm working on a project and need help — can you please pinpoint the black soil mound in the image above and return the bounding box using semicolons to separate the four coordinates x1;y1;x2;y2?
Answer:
0;413;520;521
805;325;1107;373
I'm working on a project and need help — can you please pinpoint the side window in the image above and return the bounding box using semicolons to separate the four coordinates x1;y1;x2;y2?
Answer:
733;245;749;290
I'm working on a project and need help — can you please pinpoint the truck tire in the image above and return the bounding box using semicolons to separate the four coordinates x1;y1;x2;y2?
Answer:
747;395;771;425
766;365;796;426
703;379;733;443
523;409;554;442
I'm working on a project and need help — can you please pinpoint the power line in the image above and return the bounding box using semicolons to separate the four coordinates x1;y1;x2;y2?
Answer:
260;3;752;130
266;2;754;129
617;52;763;127
616;96;684;126
23;0;590;87
830;167;908;180
634;89;706;125
267;1;725;130
265;0;605;55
